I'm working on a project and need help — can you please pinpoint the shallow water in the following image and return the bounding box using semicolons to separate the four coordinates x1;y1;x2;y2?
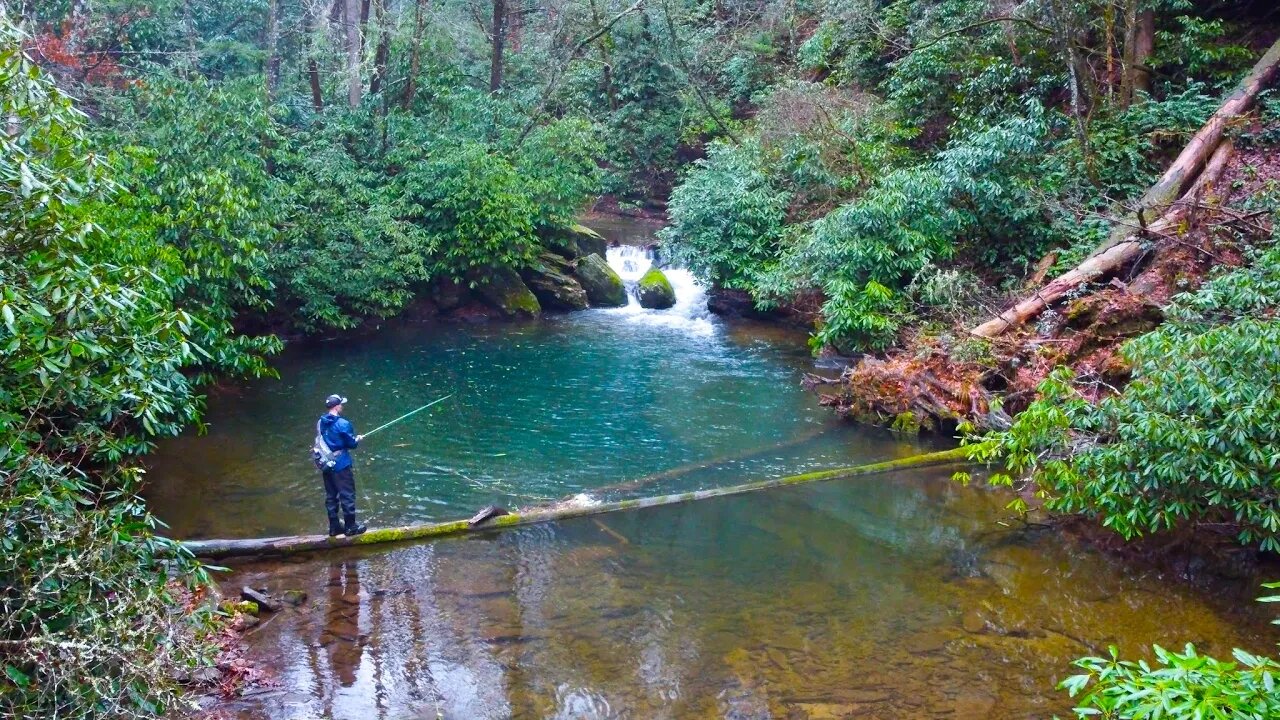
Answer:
218;465;1276;720
147;218;1279;719
145;230;927;540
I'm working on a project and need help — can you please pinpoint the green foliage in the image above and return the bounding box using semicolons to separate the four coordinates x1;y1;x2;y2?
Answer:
1060;583;1280;719
271;97;601;330
772;107;1049;350
974;241;1280;549
1061;642;1280;719
89;72;280;375
660;140;790;291
0;23;228;718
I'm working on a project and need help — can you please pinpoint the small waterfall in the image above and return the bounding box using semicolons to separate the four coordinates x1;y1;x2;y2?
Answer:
605;245;714;334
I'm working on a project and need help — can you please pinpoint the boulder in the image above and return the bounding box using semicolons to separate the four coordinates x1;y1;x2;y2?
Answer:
472;267;541;318
520;252;589;311
544;224;608;260
575;253;627;307
431;277;468;311
637;267;676;309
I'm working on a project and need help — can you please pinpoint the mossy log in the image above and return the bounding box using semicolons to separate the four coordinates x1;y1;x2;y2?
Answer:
178;445;978;561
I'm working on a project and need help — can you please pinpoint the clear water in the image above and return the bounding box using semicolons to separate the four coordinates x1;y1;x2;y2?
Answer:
145;218;1278;719
217;467;1276;720
145;232;929;540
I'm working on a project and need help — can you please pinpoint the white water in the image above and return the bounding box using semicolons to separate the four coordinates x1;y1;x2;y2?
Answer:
604;245;714;335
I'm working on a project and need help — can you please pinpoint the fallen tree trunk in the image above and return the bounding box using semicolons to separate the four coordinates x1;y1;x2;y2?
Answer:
1104;36;1280;252
178;445;977;560
971;139;1235;338
971;36;1280;338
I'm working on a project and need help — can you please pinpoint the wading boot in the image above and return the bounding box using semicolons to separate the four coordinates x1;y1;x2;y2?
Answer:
328;518;343;538
343;515;367;537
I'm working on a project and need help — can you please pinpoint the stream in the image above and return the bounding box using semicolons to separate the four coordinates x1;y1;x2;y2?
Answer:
144;217;1277;719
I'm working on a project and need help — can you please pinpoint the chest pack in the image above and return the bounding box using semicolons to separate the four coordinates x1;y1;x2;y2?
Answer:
312;419;340;469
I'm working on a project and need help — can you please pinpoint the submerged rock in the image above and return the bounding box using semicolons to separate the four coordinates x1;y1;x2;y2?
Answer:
545;223;608;260
473;267;541;318
575;253;627;307
521;252;589;310
637;267;676;309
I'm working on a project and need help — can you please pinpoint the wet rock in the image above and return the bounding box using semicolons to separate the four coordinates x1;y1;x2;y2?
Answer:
472;266;541;318
545;223;608;260
521;252;589;310
241;586;280;613
237;614;261;629
637;267;676;309
903;631;949;655
790;702;864;719
192;666;223;685
961;609;987;634
282;589;308;606
952;691;997;719
575;253;627;307
221;599;259;616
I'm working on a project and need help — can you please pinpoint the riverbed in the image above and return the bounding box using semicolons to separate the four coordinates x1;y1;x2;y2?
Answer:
144;220;1278;719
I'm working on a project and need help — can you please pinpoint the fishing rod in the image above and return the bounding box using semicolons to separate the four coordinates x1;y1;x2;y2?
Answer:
362;394;454;438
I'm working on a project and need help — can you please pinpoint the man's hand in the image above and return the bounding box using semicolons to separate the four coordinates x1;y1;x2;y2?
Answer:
356;434;365;441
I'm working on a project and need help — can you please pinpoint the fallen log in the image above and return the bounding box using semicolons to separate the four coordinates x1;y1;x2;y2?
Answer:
1098;36;1280;253
971;139;1234;338
972;35;1280;338
178;445;978;560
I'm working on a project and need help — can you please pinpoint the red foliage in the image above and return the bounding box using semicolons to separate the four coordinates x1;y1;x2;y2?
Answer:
28;18;127;87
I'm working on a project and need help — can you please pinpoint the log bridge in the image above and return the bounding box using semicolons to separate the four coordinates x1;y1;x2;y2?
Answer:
179;445;976;560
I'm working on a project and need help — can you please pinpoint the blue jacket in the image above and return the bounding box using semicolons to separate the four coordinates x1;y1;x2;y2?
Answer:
318;414;359;471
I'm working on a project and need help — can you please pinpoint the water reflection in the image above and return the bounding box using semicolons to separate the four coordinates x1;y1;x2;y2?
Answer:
217;467;1277;720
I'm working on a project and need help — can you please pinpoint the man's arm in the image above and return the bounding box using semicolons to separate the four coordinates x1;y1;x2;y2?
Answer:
338;419;360;449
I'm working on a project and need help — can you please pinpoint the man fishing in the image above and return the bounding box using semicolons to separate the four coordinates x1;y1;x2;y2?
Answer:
316;394;367;538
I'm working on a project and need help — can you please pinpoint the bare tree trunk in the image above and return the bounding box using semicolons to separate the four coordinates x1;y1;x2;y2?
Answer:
345;0;363;107
265;0;282;100
369;0;391;97
489;0;506;93
1119;4;1155;107
1131;10;1155;98
402;0;429;108
306;1;326;111
588;0;617;110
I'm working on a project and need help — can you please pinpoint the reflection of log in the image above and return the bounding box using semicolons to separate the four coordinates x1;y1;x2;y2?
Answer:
592;425;831;496
971;140;1234;338
178;446;978;560
972;36;1280;338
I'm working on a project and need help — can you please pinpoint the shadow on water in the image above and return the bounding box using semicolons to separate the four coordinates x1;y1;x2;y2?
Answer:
216;465;1277;720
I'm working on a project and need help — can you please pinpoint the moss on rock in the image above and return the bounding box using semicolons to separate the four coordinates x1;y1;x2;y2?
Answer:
473;266;541;318
521;252;589;310
637;267;676;309
576;253;628;307
544;224;608;259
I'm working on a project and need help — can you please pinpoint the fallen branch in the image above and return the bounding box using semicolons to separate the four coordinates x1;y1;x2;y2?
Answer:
971;36;1280;338
971;139;1235;338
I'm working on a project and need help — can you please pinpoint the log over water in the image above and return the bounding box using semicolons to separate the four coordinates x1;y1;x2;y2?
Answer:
179;445;976;560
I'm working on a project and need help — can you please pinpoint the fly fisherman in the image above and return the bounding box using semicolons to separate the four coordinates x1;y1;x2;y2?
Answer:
315;394;367;538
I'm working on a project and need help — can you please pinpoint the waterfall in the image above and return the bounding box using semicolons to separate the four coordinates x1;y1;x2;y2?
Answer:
604;245;714;335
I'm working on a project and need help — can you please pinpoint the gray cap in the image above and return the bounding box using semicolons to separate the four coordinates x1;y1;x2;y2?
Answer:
325;394;348;409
